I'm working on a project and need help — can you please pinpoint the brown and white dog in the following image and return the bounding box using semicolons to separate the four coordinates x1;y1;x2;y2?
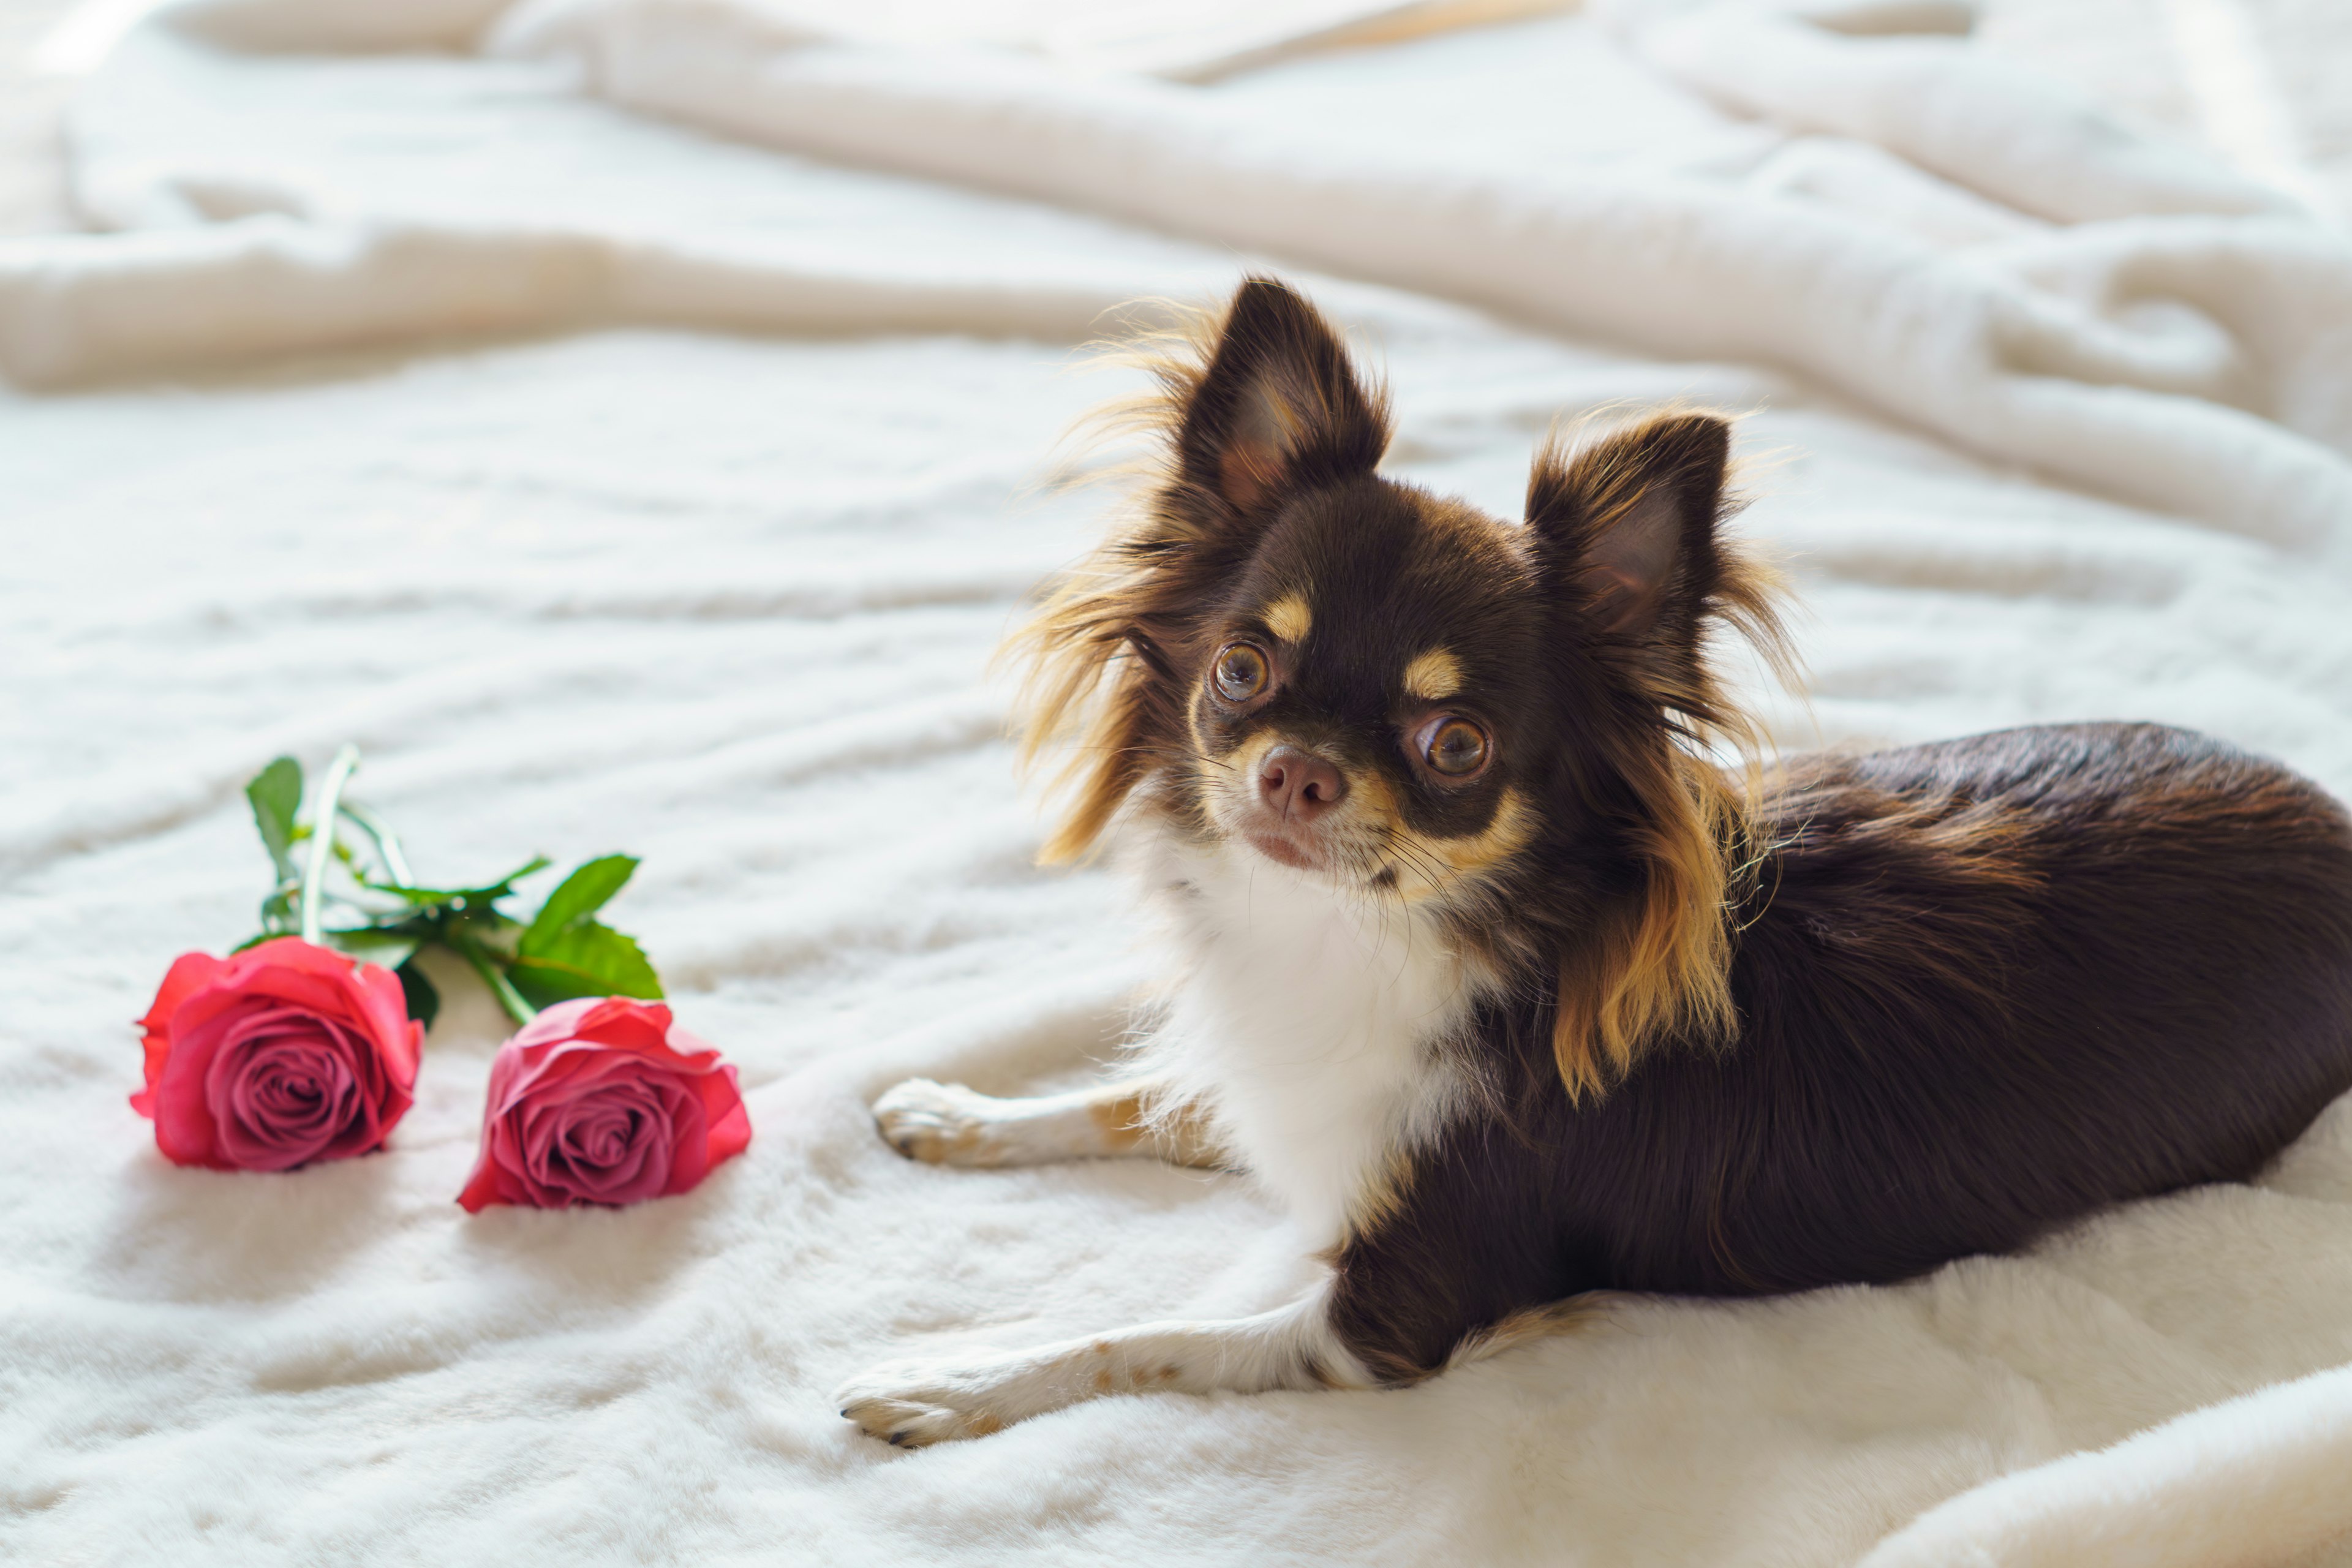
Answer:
834;276;2352;1447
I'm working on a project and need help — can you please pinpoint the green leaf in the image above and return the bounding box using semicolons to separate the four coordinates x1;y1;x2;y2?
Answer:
508;923;663;1010
510;856;658;1009
396;959;440;1030
358;857;551;912
320;929;421;971
247;758;303;880
521;856;640;956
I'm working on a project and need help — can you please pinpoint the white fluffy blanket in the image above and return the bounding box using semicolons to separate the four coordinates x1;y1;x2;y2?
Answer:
7;2;2352;1562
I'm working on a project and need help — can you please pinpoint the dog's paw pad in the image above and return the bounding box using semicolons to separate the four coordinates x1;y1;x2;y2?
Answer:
835;1368;1009;1447
872;1079;1001;1165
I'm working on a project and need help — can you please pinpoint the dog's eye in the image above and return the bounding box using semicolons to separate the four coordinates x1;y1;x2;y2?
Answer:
1211;643;1271;703
1417;717;1491;780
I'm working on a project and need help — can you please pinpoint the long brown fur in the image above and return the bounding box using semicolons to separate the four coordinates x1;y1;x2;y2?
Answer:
1525;416;1797;1096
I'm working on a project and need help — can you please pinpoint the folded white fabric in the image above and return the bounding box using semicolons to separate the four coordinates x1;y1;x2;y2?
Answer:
1860;1360;2352;1568
11;0;2352;556
6;4;2352;1564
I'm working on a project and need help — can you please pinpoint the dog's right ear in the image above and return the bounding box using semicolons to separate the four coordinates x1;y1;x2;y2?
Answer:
1175;276;1390;516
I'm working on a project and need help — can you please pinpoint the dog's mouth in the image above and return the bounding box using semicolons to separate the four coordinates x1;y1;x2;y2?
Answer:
1238;828;1416;899
1226;801;1493;903
1237;816;1398;884
1241;826;1323;872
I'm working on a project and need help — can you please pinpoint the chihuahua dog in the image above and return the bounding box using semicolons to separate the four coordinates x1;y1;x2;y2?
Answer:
835;276;2352;1447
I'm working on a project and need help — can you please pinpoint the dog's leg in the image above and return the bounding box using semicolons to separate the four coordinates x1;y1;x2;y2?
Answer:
834;1277;1366;1446
871;1076;1221;1169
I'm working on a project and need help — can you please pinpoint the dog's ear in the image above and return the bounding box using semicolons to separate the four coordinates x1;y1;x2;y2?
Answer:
1176;276;1389;516
1525;412;1735;677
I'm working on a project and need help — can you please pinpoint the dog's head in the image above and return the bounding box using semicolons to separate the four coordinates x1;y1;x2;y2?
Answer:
1016;277;1789;1093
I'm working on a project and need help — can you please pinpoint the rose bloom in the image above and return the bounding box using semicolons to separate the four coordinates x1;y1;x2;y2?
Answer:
133;937;423;1172
458;997;750;1212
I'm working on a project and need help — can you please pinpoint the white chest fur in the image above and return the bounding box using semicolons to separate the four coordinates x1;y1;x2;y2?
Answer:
1133;840;1480;1246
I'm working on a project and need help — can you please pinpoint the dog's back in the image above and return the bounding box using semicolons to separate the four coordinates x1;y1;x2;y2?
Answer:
1326;722;2352;1378
1730;722;2352;1265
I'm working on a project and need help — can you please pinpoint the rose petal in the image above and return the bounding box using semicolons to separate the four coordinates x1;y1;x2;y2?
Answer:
138;939;418;1172
565;998;677;1055
545;1085;674;1205
694;1064;753;1172
132;951;227;1118
459;998;748;1211
209;1023;363;1171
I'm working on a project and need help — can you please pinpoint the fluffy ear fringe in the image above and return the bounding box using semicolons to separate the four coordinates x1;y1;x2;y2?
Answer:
1550;752;1752;1101
1000;297;1226;865
1532;410;1801;1101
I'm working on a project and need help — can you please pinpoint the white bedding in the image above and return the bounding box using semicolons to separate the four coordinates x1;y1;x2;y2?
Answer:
6;2;2352;1562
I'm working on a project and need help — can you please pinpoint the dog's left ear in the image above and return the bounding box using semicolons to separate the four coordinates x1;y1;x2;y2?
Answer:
1525;412;1735;676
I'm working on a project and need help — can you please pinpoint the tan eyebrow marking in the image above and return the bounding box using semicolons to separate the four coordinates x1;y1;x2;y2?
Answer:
1261;594;1311;644
1402;648;1462;702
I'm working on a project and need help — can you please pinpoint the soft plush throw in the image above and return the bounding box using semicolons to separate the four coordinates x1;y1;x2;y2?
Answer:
5;1;2352;1562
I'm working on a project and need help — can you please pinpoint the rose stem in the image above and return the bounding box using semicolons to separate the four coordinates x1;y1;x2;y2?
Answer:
447;927;539;1028
298;744;363;946
337;799;413;887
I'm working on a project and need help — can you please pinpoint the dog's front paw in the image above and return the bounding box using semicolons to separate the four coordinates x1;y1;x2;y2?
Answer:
834;1353;1029;1447
872;1078;1006;1166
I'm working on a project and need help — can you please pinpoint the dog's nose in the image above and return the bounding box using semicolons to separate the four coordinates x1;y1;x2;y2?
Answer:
1259;745;1349;822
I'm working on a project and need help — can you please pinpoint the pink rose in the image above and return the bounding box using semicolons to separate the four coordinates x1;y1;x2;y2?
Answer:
134;937;423;1172
458;997;750;1212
